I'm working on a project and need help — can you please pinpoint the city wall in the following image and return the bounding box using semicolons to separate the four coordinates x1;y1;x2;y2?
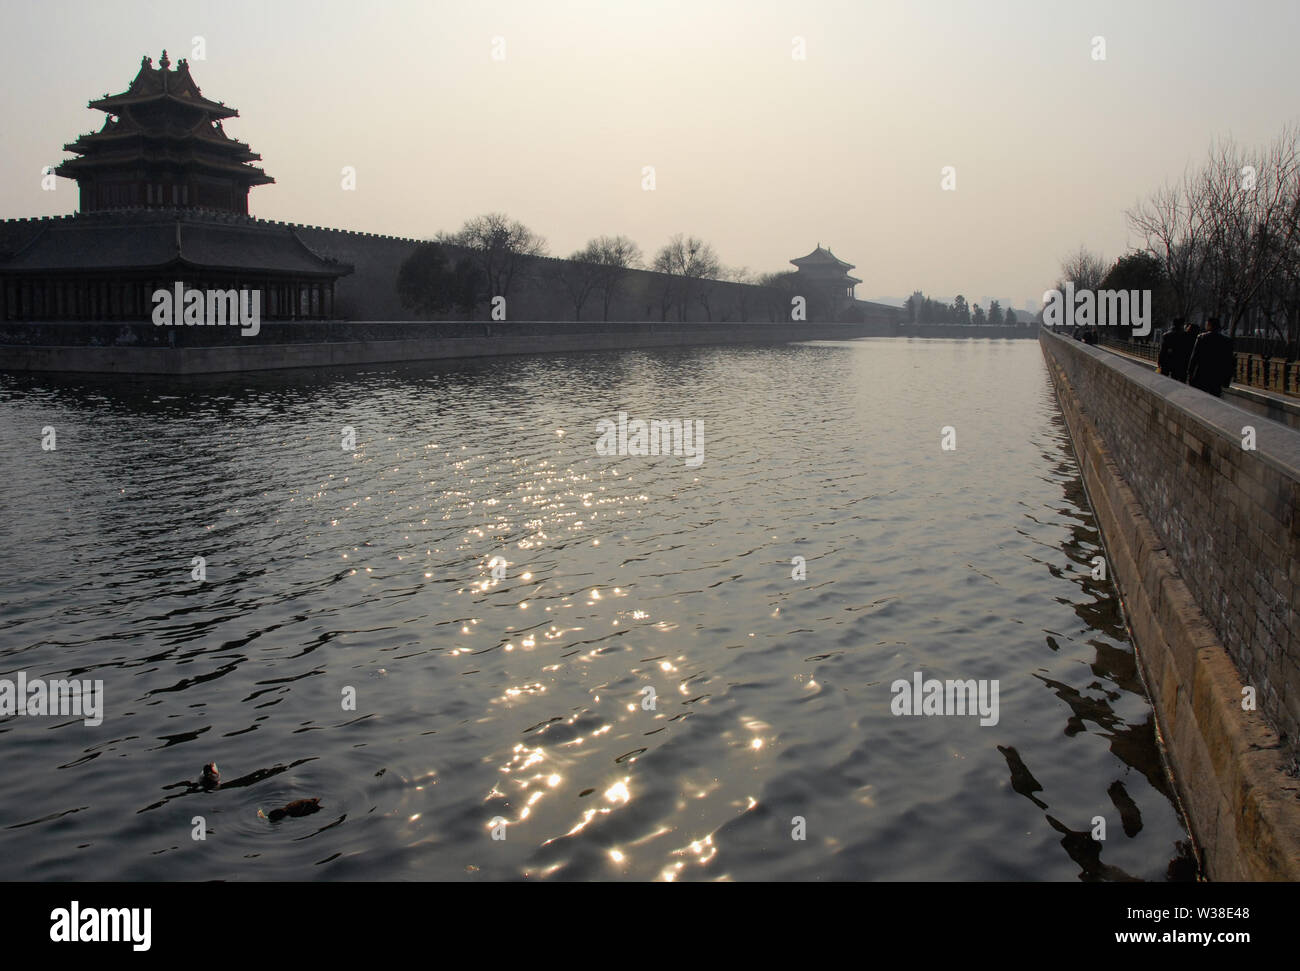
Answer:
2;211;904;325
1040;328;1300;880
294;222;900;324
3;212;1045;350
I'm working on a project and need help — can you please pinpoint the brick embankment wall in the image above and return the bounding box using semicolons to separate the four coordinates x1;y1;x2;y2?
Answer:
1040;328;1300;880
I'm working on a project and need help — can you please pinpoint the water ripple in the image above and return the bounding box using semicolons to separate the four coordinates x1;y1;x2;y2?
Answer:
0;340;1193;880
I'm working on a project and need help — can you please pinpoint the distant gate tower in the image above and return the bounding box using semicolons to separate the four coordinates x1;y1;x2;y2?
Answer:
55;51;273;214
790;245;861;319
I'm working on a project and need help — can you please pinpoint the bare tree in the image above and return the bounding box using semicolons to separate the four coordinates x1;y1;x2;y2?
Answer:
652;272;677;321
560;235;643;321
1127;177;1208;321
653;234;721;321
1055;245;1108;294
726;266;759;321
695;278;720;321
1128;124;1300;340
559;251;600;321
437;212;547;314
1197;127;1300;337
592;236;642;321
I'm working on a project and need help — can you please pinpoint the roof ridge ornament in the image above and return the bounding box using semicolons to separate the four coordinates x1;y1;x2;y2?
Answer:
159;50;170;70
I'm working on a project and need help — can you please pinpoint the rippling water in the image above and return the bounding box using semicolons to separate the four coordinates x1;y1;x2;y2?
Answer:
0;338;1194;881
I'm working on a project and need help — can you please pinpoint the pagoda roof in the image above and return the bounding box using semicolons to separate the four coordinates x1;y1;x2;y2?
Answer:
790;245;856;271
55;148;274;185
65;115;260;154
89;51;237;119
0;214;350;278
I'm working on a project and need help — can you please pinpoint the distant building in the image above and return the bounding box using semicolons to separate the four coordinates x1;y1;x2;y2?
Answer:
790;245;861;319
787;244;899;326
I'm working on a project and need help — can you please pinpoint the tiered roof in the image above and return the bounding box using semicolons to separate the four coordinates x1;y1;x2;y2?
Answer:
790;244;862;285
54;51;273;209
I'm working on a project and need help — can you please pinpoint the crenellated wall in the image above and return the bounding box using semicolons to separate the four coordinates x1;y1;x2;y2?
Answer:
1;209;902;327
292;222;900;326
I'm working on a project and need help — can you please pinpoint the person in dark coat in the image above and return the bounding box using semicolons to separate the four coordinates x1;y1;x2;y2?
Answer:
1157;319;1186;378
1187;318;1235;396
1175;321;1199;380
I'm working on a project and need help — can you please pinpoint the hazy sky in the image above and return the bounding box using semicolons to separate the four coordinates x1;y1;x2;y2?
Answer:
2;0;1296;311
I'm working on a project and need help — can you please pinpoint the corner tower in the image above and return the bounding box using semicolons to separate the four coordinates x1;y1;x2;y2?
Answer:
790;244;862;319
54;51;274;214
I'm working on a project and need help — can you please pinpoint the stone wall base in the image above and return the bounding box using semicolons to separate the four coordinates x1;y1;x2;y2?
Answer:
1043;343;1300;880
0;326;855;375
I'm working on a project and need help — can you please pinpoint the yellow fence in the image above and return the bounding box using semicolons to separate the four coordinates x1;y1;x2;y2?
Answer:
1235;354;1300;396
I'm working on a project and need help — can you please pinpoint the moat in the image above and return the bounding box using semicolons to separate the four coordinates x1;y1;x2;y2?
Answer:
0;338;1193;880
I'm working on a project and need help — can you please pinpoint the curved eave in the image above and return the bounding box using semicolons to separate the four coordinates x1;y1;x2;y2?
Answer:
89;93;239;119
789;265;861;281
791;256;855;271
172;255;350;279
0;255;349;280
790;246;855;269
59;133;266;163
53;155;275;186
66;129;259;152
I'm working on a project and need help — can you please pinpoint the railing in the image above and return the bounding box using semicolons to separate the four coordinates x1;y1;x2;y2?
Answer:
1097;335;1300;398
1104;338;1157;363
1233;354;1300;396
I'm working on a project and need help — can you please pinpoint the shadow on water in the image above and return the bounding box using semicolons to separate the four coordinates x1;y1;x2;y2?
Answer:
0;344;787;418
1013;407;1200;882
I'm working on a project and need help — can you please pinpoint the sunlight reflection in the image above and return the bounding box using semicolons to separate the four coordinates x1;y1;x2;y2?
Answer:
605;780;631;804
